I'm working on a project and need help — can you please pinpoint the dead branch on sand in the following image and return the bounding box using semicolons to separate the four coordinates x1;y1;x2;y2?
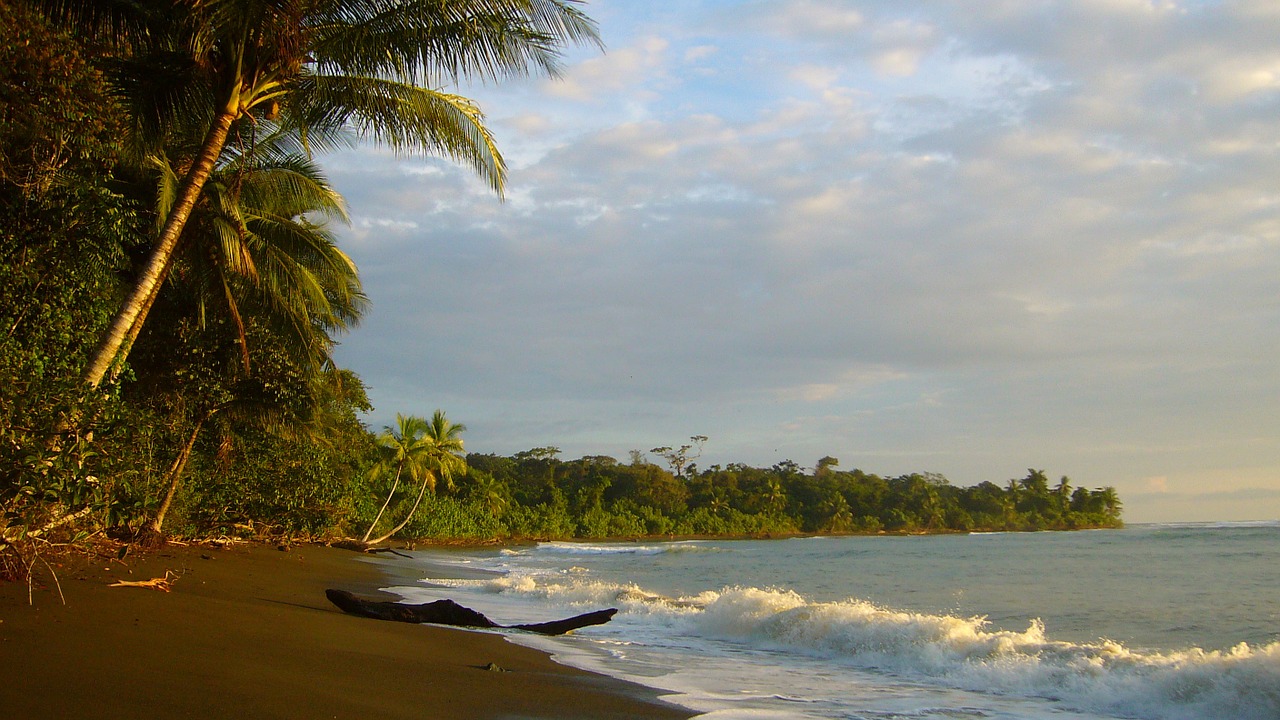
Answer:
110;570;180;592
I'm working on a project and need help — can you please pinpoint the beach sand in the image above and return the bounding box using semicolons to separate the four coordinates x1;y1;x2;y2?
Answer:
0;542;694;719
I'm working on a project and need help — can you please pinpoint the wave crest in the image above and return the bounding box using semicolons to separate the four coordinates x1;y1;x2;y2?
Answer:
463;573;1280;720
693;586;1280;720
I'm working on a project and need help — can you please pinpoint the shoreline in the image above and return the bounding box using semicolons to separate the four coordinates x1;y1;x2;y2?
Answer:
395;523;1126;549
0;541;694;719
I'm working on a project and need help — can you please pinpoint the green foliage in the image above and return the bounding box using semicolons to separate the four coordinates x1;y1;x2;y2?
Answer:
503;491;577;540
0;0;159;552
142;371;377;539
393;454;1123;543
360;411;467;544
399;496;502;541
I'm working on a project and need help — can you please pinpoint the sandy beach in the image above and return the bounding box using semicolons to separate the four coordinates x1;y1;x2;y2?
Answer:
0;542;694;719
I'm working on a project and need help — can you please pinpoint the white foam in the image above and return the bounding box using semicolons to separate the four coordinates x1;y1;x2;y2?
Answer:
686;586;1280;720
429;570;1280;720
533;540;714;556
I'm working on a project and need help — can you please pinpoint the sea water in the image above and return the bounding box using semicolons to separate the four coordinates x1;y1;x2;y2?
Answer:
387;522;1280;719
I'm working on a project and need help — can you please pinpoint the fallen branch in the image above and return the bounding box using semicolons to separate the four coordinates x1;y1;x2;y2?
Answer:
329;539;413;557
325;589;618;636
110;570;179;592
366;547;412;558
4;505;96;545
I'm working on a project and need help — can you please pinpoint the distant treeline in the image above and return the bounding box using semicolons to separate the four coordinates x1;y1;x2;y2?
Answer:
427;450;1124;540
150;435;1124;542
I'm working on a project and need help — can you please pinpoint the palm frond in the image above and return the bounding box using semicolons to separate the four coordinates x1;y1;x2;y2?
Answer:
309;0;601;84
292;74;505;191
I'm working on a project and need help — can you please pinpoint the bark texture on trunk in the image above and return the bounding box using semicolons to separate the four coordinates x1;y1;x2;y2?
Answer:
83;105;240;389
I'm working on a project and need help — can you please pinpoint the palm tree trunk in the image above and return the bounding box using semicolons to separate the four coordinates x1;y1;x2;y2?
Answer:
82;100;240;389
149;412;211;534
361;463;403;543
367;471;435;546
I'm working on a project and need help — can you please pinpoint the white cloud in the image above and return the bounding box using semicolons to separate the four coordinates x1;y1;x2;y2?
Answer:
545;36;670;101
684;44;718;62
752;0;865;39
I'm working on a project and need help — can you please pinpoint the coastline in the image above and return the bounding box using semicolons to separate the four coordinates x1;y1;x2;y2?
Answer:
0;542;694;720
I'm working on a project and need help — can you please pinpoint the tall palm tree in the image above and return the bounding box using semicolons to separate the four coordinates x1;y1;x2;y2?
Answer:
37;0;600;388
363;410;466;545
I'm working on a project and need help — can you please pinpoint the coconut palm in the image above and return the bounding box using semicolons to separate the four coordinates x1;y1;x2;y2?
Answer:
36;0;600;388
158;130;366;373
468;470;509;518
363;410;466;545
139;139;366;533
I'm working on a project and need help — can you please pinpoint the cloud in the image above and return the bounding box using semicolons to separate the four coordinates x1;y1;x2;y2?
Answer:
747;0;866;39
325;1;1280;512
544;36;671;102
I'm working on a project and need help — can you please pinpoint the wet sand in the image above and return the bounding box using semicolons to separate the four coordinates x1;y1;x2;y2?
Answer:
0;542;694;719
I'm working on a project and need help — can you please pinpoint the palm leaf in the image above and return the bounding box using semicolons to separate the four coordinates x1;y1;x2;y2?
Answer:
291;74;505;190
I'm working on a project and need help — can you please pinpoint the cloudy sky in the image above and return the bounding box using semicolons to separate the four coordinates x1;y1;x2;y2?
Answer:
328;0;1280;523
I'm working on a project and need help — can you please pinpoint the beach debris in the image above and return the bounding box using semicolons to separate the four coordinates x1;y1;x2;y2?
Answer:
328;539;413;558
325;589;618;636
482;662;507;672
365;547;412;558
110;570;179;592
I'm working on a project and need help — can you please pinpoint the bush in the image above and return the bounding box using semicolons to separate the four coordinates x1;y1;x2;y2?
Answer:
400;496;503;541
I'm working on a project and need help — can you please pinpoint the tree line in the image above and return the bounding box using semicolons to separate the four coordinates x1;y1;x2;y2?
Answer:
0;1;1120;579
445;449;1123;539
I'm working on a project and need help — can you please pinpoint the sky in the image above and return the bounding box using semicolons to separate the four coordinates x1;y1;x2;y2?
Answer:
327;0;1280;524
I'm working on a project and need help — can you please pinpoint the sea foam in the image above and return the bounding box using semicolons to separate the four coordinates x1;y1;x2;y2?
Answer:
440;570;1280;720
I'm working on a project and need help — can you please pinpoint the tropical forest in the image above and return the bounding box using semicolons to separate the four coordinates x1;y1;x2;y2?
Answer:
0;0;1121;579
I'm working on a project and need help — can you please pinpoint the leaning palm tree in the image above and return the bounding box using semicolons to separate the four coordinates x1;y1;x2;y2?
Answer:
361;414;430;541
363;410;466;545
37;0;601;388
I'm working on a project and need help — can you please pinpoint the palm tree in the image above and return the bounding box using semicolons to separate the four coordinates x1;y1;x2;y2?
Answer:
38;0;600;388
763;478;786;516
160;130;366;373
1095;486;1123;518
468;470;509;518
361;414;428;541
140;142;366;533
820;492;854;533
363;410;466;545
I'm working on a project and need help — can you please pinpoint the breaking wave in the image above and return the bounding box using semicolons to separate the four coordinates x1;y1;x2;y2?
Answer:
510;541;718;557
444;573;1280;720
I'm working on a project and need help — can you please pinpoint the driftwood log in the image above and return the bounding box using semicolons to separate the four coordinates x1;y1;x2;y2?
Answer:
325;589;618;636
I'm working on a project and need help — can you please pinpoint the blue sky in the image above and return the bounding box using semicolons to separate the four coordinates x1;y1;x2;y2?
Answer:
329;0;1280;523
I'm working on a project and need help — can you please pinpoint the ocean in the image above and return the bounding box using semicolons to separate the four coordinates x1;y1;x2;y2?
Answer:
386;522;1279;719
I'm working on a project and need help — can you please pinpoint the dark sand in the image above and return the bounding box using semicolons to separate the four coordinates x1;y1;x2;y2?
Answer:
0;542;694;719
